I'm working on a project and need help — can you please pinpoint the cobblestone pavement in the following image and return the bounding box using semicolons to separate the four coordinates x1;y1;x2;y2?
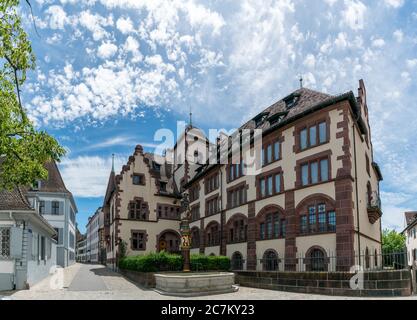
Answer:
3;263;416;300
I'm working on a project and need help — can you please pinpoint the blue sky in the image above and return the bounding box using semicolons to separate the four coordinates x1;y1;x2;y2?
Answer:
19;0;417;233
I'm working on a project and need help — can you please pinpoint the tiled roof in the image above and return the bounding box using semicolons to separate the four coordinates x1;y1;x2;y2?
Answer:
405;212;417;226
34;161;71;194
185;87;352;186
0;187;33;211
240;87;332;131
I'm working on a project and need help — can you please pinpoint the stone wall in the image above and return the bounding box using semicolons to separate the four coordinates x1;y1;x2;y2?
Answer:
235;270;412;297
119;269;156;288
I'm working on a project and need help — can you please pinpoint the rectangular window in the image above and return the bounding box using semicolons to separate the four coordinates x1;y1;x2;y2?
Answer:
328;211;336;232
260;223;265;240
267;145;272;164
301;164;309;186
311;161;318;184
281;219;286;237
132;174;143;185
319;122;327;143
51;201;60;215
230;165;234;181
39;201;45;214
131;232;145;250
309;206;317;232
274;141;280;160
267;176;273;196
318;212;326;232
275;174;281;193
309;126;317;146
260;178;266;197
320;159;329;182
300;216;307;234
300;128;307;150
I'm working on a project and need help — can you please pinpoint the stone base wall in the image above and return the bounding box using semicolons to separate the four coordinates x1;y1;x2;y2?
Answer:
119;269;156;288
235;270;412;297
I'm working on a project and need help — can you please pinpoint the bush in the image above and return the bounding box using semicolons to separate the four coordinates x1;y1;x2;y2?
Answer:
191;254;230;271
119;251;182;272
119;252;231;272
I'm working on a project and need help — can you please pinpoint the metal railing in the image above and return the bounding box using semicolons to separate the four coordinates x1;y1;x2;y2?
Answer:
235;251;408;272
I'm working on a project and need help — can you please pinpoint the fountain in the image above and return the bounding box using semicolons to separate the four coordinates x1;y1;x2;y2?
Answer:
153;194;238;297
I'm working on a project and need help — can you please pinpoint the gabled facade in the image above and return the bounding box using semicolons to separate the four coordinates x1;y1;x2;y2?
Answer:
104;146;182;268
26;161;78;267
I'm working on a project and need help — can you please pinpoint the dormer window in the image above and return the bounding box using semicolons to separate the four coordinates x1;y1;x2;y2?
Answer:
268;111;288;126
283;93;300;109
253;112;269;127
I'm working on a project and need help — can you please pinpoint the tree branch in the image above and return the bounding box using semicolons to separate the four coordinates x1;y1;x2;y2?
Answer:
4;54;27;122
25;0;40;38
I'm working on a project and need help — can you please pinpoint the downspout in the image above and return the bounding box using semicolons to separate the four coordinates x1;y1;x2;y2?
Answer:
352;115;361;265
9;212;17;289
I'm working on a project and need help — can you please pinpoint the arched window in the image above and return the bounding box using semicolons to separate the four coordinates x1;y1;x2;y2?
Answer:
257;206;286;240
306;247;327;271
367;182;372;206
226;214;248;244
297;195;336;235
231;252;244;270
191;227;200;249
205;221;220;247
262;250;279;271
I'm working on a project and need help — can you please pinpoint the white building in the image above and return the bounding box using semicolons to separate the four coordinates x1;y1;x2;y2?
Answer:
26;162;78;267
0;187;57;291
403;212;417;267
76;237;87;263
86;208;100;263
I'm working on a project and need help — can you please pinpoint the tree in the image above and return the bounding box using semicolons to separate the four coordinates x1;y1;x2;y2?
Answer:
382;229;406;253
0;1;65;189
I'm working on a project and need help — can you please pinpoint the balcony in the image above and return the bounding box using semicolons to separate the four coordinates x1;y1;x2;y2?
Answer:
367;191;382;224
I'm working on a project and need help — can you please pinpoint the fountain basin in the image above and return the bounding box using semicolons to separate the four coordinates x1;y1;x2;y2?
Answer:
154;272;238;297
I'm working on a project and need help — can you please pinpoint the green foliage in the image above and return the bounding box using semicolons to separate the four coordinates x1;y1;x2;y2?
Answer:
190;254;230;271
0;1;65;189
119;252;231;273
382;229;406;253
119;251;183;272
118;240;127;260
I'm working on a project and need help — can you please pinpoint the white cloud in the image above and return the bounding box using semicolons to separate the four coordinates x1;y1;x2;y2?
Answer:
372;38;385;48
116;16;134;34
393;29;403;43
97;41;118;59
341;0;367;31
45;5;69;29
78;10;113;41
59;155;125;197
406;59;417;69
384;0;404;8
303;54;316;69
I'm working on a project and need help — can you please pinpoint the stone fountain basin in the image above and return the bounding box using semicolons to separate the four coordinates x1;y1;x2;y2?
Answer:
154;272;238;297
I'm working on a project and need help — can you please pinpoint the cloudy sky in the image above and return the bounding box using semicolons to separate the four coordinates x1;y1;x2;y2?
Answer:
21;0;417;233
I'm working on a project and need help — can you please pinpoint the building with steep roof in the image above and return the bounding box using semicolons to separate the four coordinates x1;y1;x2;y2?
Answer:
104;80;383;272
0;187;57;290
26;161;78;267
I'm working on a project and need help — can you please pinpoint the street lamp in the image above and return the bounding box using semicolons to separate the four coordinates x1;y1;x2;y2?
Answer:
180;193;192;272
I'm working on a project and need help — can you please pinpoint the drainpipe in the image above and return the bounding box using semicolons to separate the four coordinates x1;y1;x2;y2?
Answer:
352;115;361;266
9;212;17;289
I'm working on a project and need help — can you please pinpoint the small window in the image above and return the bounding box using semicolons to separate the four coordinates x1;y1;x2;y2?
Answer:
300;129;308;150
131;231;146;250
274;141;280;160
159;181;167;192
311;162;318;184
309;126;317;146
51;201;60;215
301;164;309;186
39;200;45;214
319;122;327;143
320;159;329;182
132;174;143;185
275;174;281;193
